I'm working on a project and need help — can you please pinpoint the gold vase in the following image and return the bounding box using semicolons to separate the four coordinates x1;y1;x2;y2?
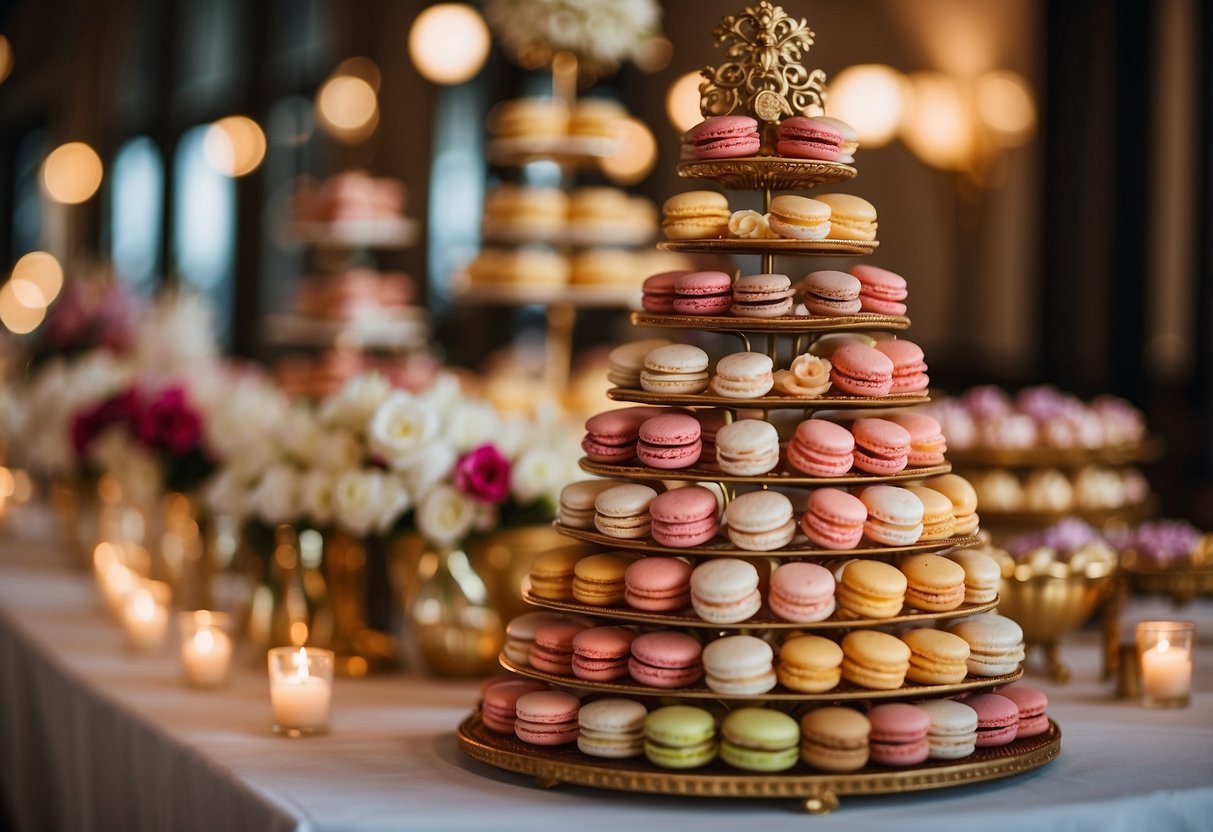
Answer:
159;491;212;610
319;528;398;677
465;524;566;622
240;523;330;657
392;536;504;678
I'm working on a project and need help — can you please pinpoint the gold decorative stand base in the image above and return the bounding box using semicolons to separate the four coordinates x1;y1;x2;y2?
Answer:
457;712;1061;813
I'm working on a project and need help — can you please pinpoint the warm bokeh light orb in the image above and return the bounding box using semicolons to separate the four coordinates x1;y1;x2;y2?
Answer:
633;37;673;73
976;71;1036;146
408;4;490;85
900;73;973;171
666;71;704;134
334;56;382;92
204;116;267;177
316;75;379;142
41;141;104;204
0;281;46;334
9;251;63;307
0;35;12;85
827;65;906;148
601;117;658;184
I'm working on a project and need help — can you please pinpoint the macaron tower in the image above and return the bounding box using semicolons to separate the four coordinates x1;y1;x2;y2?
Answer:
459;1;1055;809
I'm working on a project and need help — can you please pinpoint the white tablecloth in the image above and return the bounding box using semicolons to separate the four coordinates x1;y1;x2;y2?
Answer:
1;516;1211;832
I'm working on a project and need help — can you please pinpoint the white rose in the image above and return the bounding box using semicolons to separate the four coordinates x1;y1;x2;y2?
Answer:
415;484;477;548
367;391;439;468
280;406;324;465
312;430;363;473
374;474;411;535
205;468;255;519
416;372;462;416
403;443;456;497
319;373;391;430
298;468;335;527
224;436;284;481
332;468;386;538
510;445;565;505
250;463;301;526
442;400;501;453
493;417;532;458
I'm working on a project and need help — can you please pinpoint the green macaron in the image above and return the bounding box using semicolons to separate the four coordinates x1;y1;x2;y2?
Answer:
644;705;718;769
719;708;800;772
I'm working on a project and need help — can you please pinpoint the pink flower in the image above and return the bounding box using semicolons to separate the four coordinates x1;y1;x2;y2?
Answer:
454;444;511;504
70;388;142;458
137;386;204;456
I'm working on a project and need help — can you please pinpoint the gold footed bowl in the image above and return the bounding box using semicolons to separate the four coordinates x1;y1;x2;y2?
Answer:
457;711;1060;814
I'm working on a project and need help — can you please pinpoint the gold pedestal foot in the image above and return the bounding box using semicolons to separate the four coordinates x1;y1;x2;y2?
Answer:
802;790;838;814
535;776;561;790
1044;641;1071;684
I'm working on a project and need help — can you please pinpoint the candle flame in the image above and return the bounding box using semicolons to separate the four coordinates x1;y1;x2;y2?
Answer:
293;647;311;682
131;589;155;621
1158;638;1170;654
193;627;216;654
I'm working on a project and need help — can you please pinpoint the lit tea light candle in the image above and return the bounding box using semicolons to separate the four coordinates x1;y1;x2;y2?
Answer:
122;585;169;652
268;646;334;736
179;611;233;689
1136;620;1195;708
102;563;138;619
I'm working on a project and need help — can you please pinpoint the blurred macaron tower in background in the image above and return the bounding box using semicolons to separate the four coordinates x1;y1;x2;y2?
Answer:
457;1;1058;813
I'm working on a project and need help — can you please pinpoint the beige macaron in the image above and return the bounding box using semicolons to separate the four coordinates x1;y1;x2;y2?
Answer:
558;480;620;529
711;352;775;399
640;344;711;395
815;193;878;241
767;195;831;240
724;490;796;552
661;191;730;240
608;339;673;388
714;419;781;475
922;474;980;536
946;548;1002;604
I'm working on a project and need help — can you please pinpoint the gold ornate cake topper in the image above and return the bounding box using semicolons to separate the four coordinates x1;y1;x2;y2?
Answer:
699;1;828;125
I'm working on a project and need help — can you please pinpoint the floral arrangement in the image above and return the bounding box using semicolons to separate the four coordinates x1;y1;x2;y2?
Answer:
485;0;661;73
208;371;581;548
29;276;139;368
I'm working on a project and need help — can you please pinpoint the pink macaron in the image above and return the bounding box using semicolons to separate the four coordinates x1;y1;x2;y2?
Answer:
572;626;637;682
628;631;703;688
998;684;1049;737
868;703;931;767
529;619;588;675
769;562;837;623
850;264;908;316
514;690;581;746
674;271;734;316
851;418;911;475
786;419;855;477
966;693;1020;746
637;413;702;470
683;115;761;159
481;679;549;733
624;557;693;611
875;340;929;393
799;270;862;316
800;487;867;550
829;343;894;397
649;485;720;548
776;116;843;161
582;406;663;463
642;271;690;313
887;413;947;466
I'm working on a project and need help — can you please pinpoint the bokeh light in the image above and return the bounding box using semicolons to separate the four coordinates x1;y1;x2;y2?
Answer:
600;117;657;184
12;250;65;308
0;281;47;334
408;4;490;85
665;71;703;134
316;75;379;143
203;115;267;177
633;37;673;73
900;73;973;171
0;35;12;85
41;141;104;204
827;65;907;148
976;71;1036;147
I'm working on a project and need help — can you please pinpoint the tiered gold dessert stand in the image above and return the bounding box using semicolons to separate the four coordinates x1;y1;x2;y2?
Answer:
457;1;1059;812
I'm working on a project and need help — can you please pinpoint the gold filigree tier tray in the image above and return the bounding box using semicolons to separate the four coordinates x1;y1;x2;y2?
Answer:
677;157;855;191
499;656;1021;702
629;310;908;333
979;499;1155;528
486;136;618;167
520;585;998;630
608;388;930;410
451;283;640;310
480;226;654;248
553;523;981;559
946;437;1163;470
578;458;951;486
457;713;1059;813
657;238;877;257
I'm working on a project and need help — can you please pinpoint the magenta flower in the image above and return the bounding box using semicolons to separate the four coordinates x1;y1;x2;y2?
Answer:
454;444;511;504
70;387;142;458
137;386;204;455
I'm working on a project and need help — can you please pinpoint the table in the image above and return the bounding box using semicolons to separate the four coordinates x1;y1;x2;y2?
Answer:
1;513;1211;832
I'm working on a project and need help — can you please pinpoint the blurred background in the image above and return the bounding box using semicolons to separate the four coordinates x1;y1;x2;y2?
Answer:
0;0;1208;523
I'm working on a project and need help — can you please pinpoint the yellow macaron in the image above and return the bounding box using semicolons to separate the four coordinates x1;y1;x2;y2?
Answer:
841;629;912;690
815;193;878;241
662;191;730;240
767;195;831;240
777;635;843;693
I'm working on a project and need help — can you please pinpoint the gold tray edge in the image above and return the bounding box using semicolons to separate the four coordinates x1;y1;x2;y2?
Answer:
577;458;954;486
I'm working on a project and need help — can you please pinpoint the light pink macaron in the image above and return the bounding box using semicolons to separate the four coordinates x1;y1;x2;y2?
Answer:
731;273;794;318
529;619;587;675
776;116;843;161
572;626;637;682
887;412;947;466
966;693;1020;747
684;115;761;159
800;270;862;316
674;271;734;316
851;418;911;475
482;679;549;733
800;487;867;549
769;562;837;623
514;690;581;746
582;406;664;463
850;264;908;316
830;343;894;397
637;413;702;470
624;557;693;611
628;631;703;688
868;703;931;766
649;485;719;548
998;684;1049;738
786;419;855;477
875;340;929;393
642;271;691;313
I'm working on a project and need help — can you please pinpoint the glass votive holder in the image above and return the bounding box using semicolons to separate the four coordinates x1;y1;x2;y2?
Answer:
268;647;334;737
178;611;233;689
121;580;171;653
1136;620;1195;708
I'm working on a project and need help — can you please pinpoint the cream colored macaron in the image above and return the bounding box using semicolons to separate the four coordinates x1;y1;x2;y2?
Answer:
815;193;878;241
767;195;831;240
662;191;731;240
